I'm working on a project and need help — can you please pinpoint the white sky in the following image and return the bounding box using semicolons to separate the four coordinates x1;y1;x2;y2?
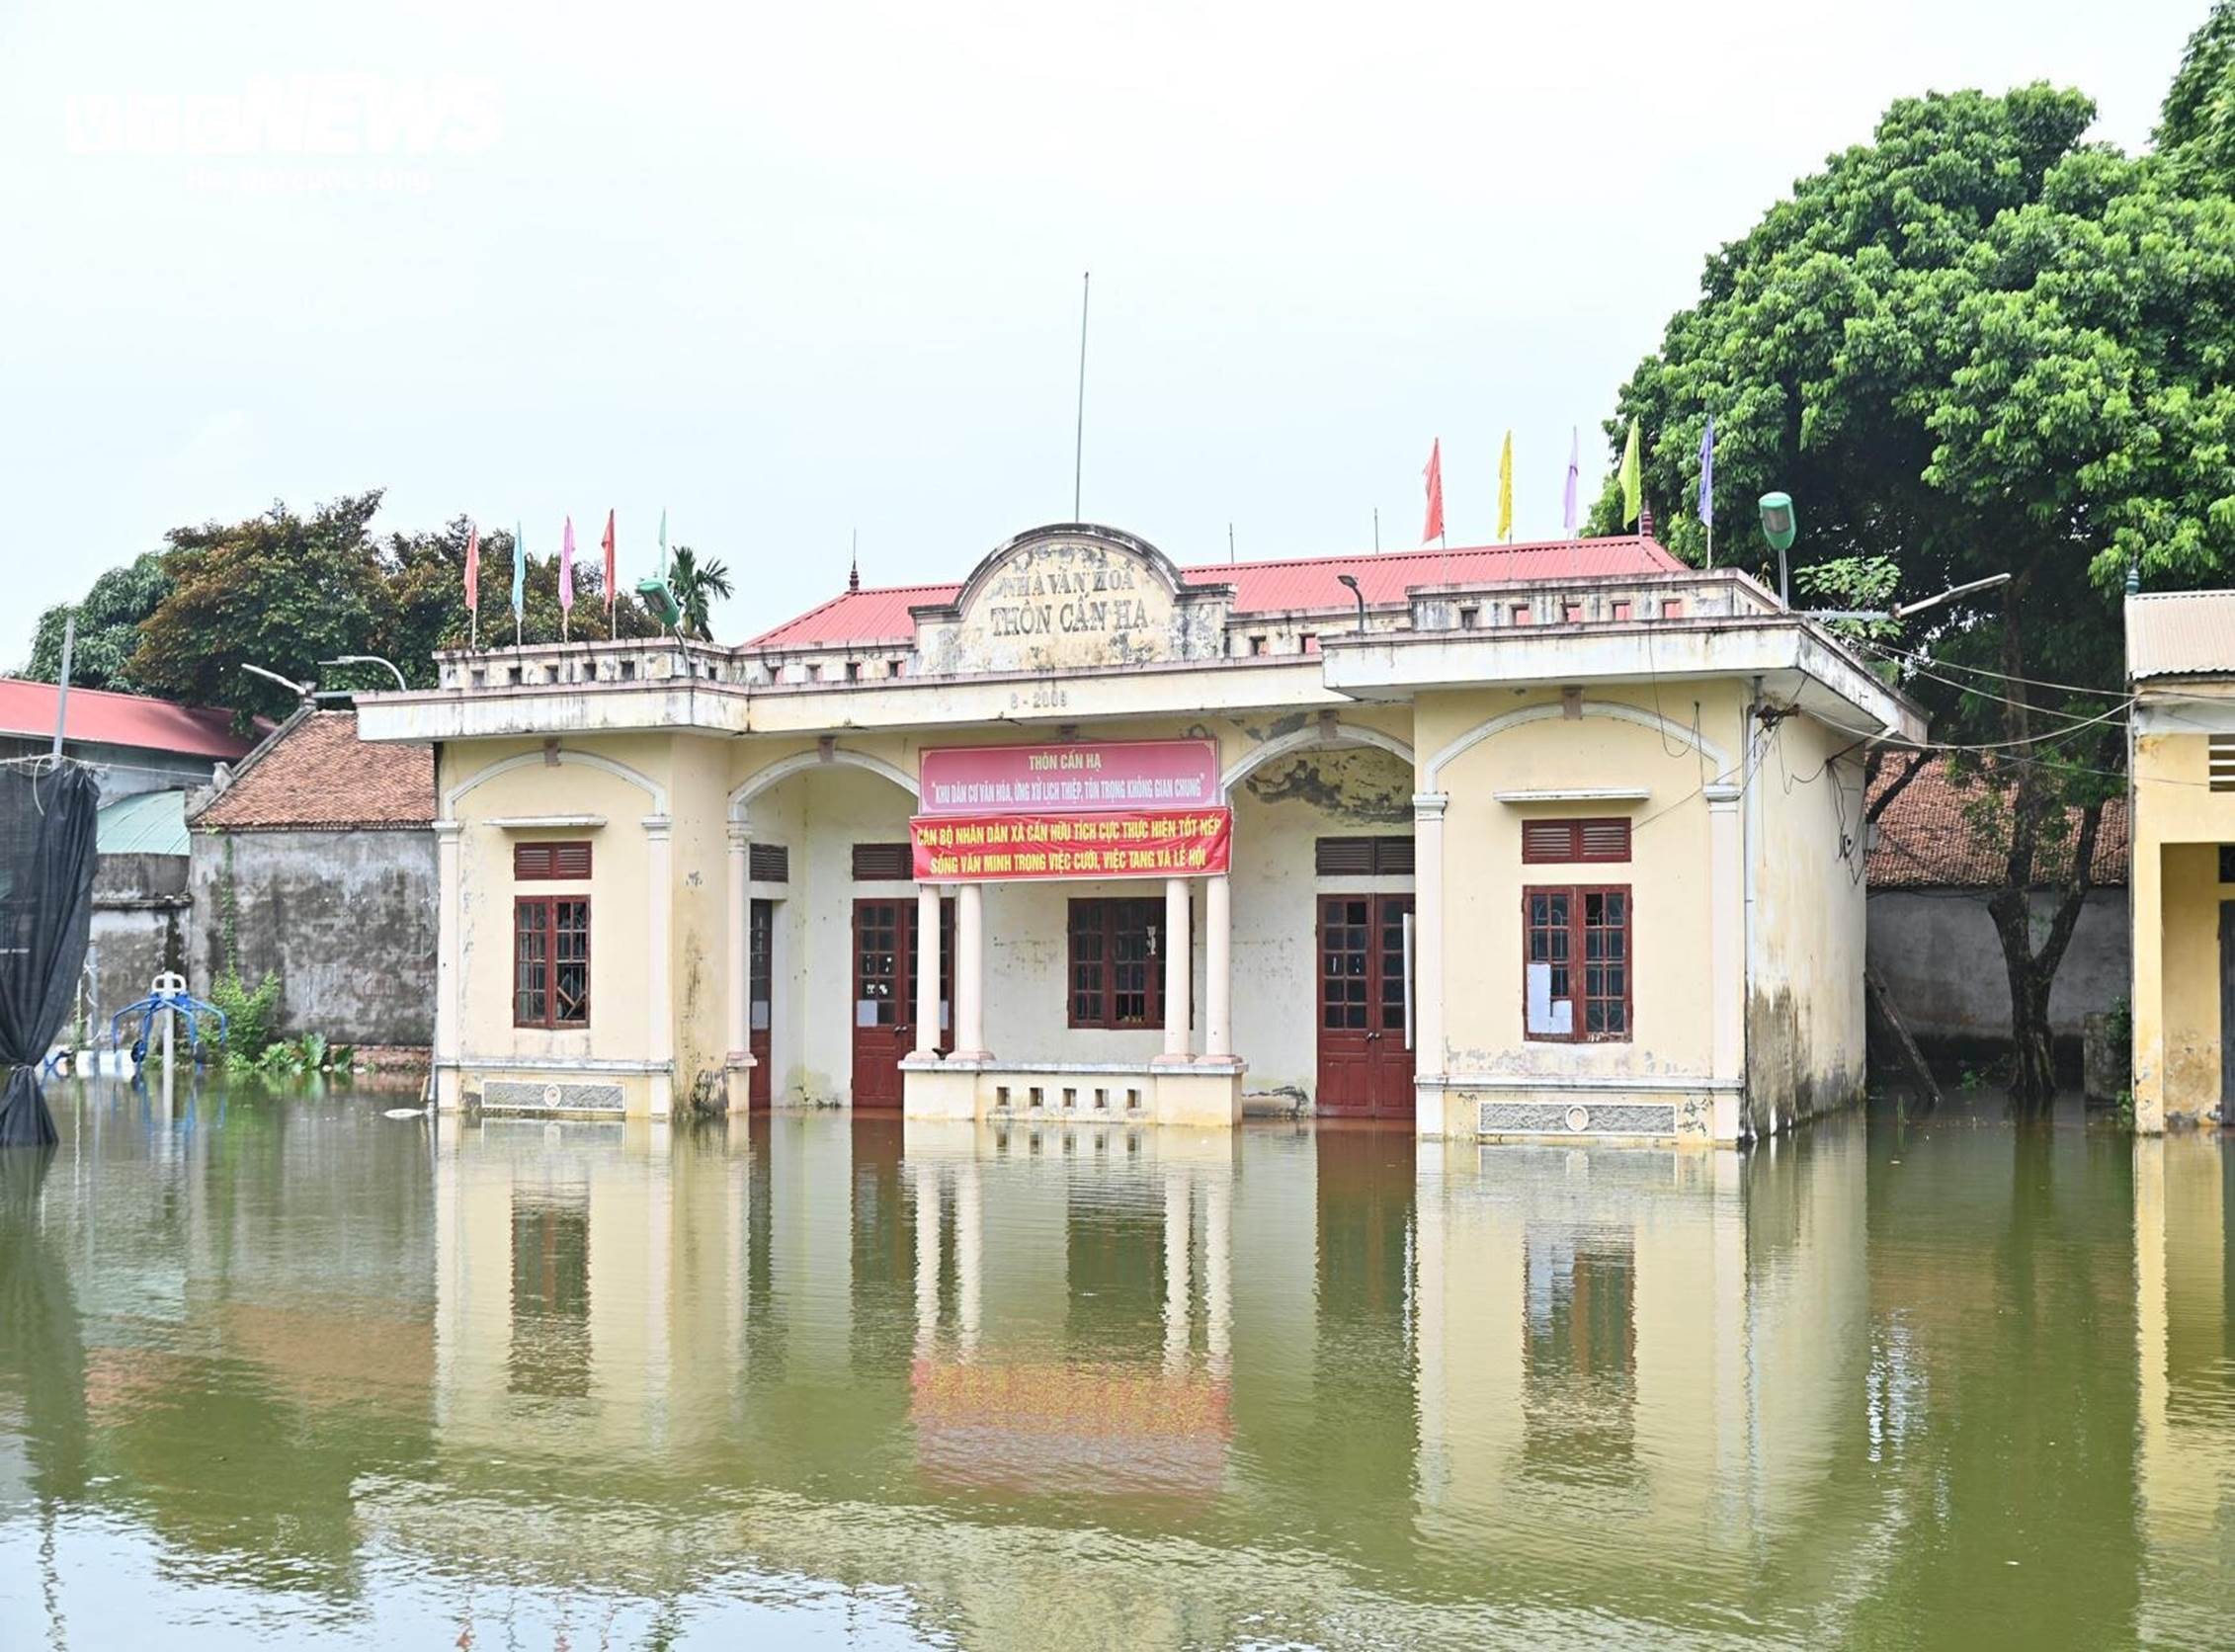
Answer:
0;0;2210;666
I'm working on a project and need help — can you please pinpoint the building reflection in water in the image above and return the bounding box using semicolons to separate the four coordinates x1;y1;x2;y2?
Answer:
15;1086;2235;1647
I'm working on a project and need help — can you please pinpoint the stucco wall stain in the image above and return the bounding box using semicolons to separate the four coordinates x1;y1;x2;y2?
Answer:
1243;751;1410;824
1747;984;1862;1135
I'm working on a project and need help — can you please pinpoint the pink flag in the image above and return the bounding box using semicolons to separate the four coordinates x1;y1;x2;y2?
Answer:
601;510;617;615
559;516;576;613
463;524;480;613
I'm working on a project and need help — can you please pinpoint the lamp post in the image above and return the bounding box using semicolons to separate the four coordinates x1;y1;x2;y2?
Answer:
1335;573;1367;633
1758;492;1797;607
317;654;409;692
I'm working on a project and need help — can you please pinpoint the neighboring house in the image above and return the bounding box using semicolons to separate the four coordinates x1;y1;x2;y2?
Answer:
1864;759;2129;1065
189;708;438;1052
0;678;260;802
84;789;193;1034
2126;590;2235;1131
357;519;1924;1143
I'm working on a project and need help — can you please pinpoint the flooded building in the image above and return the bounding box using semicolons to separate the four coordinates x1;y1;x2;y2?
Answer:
2127;589;2235;1129
356;522;1921;1142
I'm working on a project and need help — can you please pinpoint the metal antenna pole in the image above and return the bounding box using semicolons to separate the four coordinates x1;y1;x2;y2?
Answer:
1373;508;1380;553
1072;272;1090;522
1228;522;1235;563
51;615;75;757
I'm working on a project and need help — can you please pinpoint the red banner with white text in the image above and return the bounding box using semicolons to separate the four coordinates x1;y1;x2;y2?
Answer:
911;808;1231;882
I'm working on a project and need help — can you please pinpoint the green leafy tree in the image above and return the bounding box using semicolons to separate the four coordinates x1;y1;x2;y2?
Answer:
666;545;733;640
128;492;394;723
23;553;173;692
1595;45;2235;1109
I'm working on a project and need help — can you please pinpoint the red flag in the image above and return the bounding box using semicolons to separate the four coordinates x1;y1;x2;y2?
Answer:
463;524;480;613
602;509;617;613
1422;439;1446;544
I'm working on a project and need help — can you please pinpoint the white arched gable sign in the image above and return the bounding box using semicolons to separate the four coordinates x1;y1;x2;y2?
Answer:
1424;701;1731;791
445;748;670;816
728;747;920;825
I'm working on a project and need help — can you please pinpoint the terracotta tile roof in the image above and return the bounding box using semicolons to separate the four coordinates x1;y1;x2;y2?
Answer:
193;709;434;831
0;678;261;760
1866;758;2128;889
2126;589;2235;681
743;534;1686;649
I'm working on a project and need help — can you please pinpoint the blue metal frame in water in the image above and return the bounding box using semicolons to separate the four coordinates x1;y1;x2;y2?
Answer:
107;984;229;1068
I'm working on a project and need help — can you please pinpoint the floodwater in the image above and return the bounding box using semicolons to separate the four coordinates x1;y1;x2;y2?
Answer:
1;1081;2230;1650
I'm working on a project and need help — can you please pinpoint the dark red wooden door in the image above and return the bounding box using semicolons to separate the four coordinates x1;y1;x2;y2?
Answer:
1316;894;1416;1117
748;898;774;1109
851;898;952;1112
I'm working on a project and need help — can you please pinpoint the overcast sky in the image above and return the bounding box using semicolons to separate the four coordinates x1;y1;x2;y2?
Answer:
0;0;2212;668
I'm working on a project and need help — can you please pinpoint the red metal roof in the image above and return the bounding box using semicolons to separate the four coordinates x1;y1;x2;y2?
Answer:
0;678;260;761
744;535;1686;650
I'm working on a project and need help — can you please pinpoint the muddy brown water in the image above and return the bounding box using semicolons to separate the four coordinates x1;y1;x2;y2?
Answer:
1;1078;2229;1648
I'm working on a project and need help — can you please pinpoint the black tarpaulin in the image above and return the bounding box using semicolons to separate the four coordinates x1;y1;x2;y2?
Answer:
0;763;100;1148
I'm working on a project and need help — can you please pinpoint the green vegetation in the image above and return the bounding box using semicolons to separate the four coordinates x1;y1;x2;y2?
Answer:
205;968;282;1068
665;543;735;641
1595;6;2235;1111
257;1032;355;1077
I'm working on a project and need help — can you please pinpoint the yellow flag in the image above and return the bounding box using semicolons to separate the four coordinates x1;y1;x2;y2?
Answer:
1619;418;1642;527
1497;430;1514;542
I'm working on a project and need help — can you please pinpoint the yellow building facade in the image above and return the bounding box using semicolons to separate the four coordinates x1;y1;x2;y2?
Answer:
2127;590;2235;1130
357;523;1920;1143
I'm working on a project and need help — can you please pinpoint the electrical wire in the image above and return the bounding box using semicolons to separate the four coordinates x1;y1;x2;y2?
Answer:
1856;636;2131;702
1809;696;2133;755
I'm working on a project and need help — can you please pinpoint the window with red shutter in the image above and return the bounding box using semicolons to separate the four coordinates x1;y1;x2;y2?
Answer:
515;896;591;1027
851;843;913;880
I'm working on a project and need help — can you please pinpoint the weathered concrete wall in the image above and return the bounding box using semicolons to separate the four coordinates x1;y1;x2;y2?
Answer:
1747;714;1870;1134
190;827;438;1046
1867;887;2130;1052
84;853;190;1038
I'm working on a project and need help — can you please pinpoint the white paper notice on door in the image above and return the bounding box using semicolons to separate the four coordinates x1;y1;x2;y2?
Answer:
1526;963;1573;1035
856;999;881;1029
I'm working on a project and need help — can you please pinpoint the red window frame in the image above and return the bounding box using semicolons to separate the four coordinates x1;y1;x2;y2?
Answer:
1523;884;1630;1041
1660;598;1685;620
1067;897;1167;1030
1562;602;1586;623
515;841;592;880
515;896;591;1028
1611;600;1632;620
1520;817;1631;864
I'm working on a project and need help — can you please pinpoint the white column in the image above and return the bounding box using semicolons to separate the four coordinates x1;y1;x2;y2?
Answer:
914;1164;943;1360
1162;876;1193;1059
954;882;986;1058
955;1155;982;1359
1411;793;1448;1103
725;822;750;1063
1163;1173;1193;1372
1204;873;1233;1059
1203;1170;1231;1375
433;821;463;1110
1704;785;1745;1119
914;884;942;1057
644;815;675;1116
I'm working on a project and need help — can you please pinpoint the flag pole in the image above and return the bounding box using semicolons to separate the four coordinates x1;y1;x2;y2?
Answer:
1372;507;1379;552
1072;271;1090;522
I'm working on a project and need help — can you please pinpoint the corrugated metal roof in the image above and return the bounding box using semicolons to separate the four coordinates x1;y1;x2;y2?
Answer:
96;789;191;857
744;535;1686;650
0;679;260;760
2127;589;2235;681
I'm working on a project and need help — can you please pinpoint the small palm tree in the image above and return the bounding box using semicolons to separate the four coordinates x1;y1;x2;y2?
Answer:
666;545;733;640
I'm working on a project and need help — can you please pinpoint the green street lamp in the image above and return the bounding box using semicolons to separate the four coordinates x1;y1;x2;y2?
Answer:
636;577;683;633
1759;492;1797;607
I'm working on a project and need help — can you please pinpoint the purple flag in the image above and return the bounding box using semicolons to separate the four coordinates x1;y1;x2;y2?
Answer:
559;515;576;612
1562;427;1580;533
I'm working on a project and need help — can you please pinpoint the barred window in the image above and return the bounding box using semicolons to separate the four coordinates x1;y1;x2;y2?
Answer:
515;897;590;1028
1068;898;1166;1030
1524;885;1629;1041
